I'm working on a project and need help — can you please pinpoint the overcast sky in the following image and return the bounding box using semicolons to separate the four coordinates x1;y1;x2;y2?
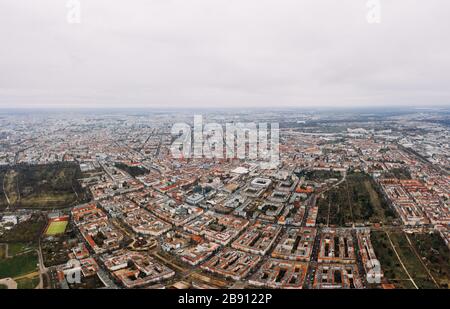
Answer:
0;0;449;109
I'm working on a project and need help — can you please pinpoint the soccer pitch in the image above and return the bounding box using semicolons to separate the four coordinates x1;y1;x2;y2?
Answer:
45;220;68;236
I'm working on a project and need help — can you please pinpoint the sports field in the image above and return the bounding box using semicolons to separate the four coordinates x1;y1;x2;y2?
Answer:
45;220;68;236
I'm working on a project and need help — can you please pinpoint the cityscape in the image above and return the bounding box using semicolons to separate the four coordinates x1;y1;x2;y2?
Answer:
1;0;449;300
0;108;448;290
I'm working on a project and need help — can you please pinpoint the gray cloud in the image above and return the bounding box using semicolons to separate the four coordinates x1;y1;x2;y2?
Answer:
1;0;449;108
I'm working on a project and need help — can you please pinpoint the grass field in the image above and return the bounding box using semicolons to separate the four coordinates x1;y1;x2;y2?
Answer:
45;220;68;236
7;243;33;256
0;251;38;279
16;275;40;289
0;241;39;281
